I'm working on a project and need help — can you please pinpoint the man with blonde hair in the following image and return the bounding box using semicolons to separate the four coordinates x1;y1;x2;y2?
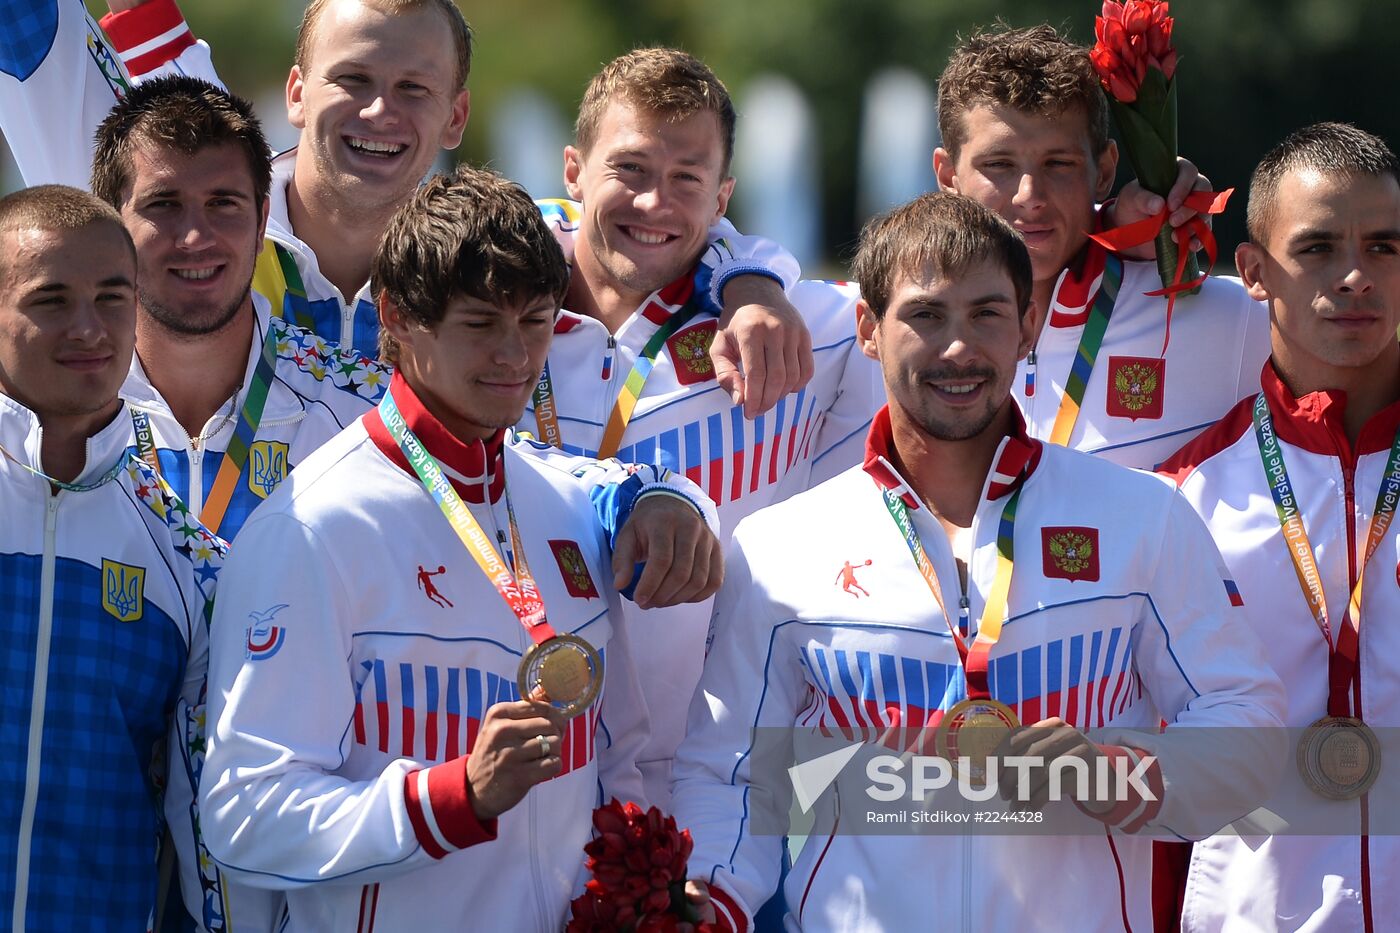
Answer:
529;47;883;805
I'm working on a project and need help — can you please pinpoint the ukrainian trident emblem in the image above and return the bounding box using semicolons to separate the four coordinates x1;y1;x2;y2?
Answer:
249;441;289;499
101;559;145;622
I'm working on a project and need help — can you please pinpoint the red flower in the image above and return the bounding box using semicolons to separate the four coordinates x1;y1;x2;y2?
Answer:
569;799;710;932
1090;0;1177;103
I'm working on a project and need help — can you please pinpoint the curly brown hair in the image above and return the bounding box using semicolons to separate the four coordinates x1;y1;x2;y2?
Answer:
372;166;569;364
938;23;1109;159
575;47;736;176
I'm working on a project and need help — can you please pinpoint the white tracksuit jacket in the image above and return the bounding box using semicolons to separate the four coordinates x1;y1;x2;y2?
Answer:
200;373;718;932
1163;362;1400;933
671;405;1287;933
526;200;884;805
1014;240;1270;470
0;394;221;932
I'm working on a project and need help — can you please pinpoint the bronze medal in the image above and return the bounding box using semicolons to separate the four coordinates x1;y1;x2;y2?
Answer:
517;633;603;719
935;698;1021;786
1296;716;1381;800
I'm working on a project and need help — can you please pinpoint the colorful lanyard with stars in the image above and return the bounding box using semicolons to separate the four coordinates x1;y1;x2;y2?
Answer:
251;239;319;333
1250;392;1400;717
198;321;281;537
1042;251;1125;447
533;292;707;459
877;478;1022;700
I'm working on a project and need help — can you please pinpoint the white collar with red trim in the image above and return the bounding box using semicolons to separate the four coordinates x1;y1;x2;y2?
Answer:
365;372;508;505
1260;359;1400;461
861;404;1043;510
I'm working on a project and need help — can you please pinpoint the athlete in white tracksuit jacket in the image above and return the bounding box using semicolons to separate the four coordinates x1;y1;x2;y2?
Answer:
672;190;1286;933
1012;236;1271;469
528;200;884;805
200;373;718;931
1157;123;1400;933
673;409;1287;933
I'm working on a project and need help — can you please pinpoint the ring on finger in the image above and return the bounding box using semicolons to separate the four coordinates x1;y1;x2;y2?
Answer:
536;734;552;758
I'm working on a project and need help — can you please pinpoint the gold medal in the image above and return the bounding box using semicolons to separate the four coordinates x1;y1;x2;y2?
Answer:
935;698;1020;786
517;633;603;719
1296;716;1381;800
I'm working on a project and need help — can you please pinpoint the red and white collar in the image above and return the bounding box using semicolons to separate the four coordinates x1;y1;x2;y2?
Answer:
1047;233;1110;330
636;273;697;327
1260;359;1400;461
365;372;507;505
861;404;1043;509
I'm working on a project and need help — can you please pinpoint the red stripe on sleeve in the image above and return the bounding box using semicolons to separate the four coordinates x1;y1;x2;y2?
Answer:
403;759;498;859
708;883;751;933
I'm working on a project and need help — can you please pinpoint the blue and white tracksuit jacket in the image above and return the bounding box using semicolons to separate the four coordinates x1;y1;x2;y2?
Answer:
0;394;222;932
200;372;717;931
671;406;1287;933
120;292;388;545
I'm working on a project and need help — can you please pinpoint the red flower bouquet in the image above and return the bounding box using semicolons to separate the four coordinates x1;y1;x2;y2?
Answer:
1089;0;1233;348
566;799;718;933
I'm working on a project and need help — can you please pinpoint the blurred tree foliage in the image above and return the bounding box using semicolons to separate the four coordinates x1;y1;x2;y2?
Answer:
88;0;1400;268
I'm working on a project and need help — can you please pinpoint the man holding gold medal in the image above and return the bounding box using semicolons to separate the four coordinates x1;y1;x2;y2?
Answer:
672;192;1285;932
198;166;721;931
1162;123;1400;932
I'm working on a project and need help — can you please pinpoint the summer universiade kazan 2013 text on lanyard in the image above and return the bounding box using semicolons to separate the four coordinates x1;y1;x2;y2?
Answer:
878;475;1022;780
380;389;602;717
1251;392;1398;799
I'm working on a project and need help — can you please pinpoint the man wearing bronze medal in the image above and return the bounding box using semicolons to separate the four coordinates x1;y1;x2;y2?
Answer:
672;192;1286;932
198;166;722;931
1161;123;1400;932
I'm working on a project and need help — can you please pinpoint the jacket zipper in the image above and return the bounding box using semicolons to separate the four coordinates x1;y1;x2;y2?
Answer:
12;495;60;933
1341;460;1358;716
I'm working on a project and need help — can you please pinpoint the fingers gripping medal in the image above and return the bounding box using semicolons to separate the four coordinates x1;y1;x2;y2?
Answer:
380;390;603;721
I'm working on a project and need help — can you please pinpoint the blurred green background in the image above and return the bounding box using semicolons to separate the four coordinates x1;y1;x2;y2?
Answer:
77;0;1400;275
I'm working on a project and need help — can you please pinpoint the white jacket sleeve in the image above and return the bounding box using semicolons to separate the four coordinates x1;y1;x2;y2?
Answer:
1092;484;1288;840
201;512;497;889
0;0;221;191
670;526;804;931
0;0;128;187
793;281;883;488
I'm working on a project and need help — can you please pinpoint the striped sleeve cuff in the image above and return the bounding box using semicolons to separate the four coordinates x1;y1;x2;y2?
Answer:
1074;745;1165;833
707;881;752;933
99;0;195;78
403;758;498;858
709;263;788;311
